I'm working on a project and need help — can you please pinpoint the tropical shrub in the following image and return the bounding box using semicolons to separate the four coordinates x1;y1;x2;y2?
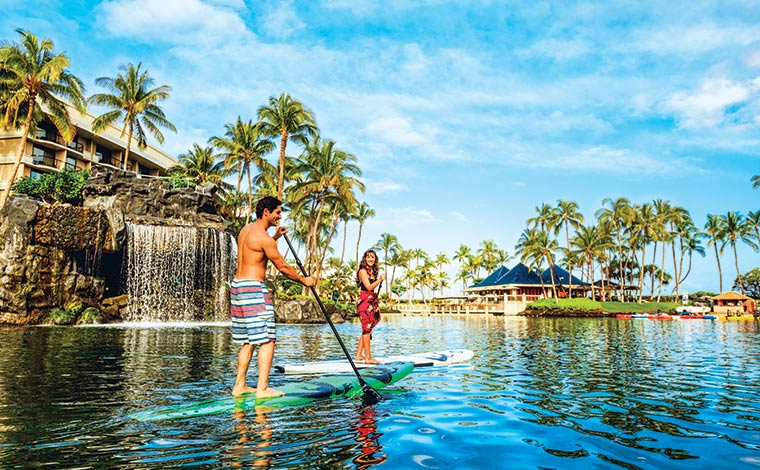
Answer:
49;306;77;325
736;268;760;298
78;307;103;324
12;169;90;204
526;298;603;311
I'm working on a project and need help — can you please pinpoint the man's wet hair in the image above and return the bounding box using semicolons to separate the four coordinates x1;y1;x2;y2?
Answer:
256;196;282;219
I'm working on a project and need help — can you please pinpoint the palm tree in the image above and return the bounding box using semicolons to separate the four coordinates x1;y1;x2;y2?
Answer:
434;252;450;296
746;210;760;247
703;214;726;292
290;137;363;277
0;29;86;207
678;228;705;288
169;144;231;188
374;233;401;298
478;240;500;273
209;117;275;220
527;203;558;233
632;202;663;302
721;211;758;294
88;62;175;170
596;197;632;301
354;202;375;264
520;230;560;301
752;175;760;189
572;225;606;300
257;93;318;199
553;200;585;255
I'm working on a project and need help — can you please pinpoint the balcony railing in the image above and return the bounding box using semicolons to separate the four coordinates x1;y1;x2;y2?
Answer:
32;154;57;168
34;131;84;152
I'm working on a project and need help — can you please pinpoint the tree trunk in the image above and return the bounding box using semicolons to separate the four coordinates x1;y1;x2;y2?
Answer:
355;222;363;265
277;130;287;200
733;242;744;293
246;162;253;221
714;242;723;292
340;219;347;266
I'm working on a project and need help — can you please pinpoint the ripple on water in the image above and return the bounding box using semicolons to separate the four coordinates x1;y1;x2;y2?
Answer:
0;317;759;468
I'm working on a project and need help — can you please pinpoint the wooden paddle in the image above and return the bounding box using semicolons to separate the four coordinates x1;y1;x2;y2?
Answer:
282;234;382;406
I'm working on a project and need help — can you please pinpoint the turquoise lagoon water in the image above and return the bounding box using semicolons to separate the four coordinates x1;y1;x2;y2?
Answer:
0;315;759;469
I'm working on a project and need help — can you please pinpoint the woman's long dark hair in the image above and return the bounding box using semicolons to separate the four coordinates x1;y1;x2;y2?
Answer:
357;249;379;287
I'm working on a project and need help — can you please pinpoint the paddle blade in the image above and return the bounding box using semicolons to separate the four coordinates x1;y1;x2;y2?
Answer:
361;384;382;406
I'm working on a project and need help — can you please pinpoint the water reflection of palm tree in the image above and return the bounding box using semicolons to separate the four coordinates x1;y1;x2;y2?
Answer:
226;403;274;468
352;406;386;469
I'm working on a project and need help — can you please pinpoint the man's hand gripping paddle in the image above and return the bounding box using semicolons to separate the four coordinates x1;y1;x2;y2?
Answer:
282;234;382;406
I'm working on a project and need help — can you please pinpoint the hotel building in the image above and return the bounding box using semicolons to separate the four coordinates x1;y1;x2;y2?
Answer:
0;101;177;193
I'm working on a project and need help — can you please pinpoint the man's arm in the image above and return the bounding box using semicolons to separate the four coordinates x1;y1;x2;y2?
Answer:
262;237;315;286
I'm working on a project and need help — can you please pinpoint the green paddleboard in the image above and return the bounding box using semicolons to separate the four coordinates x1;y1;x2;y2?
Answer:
129;361;414;422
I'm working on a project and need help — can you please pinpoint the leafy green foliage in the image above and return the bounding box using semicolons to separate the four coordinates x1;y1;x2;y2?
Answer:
527;298;602;311
690;290;717;298
161;174;194;189
736;268;760;298
600;301;678;313
78;307;103;324
49;306;77;325
11;169;90;204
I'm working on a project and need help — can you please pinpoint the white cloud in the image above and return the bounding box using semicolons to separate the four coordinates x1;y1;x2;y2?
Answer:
95;0;251;45
368;180;408;194
451;211;469;222
260;1;305;39
513;145;693;176
517;38;592;62
663;75;752;128
363;116;429;147
631;23;760;55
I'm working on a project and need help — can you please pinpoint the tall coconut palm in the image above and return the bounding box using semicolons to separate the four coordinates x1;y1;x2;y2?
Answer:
257;93;318;199
678;228;705;288
553;200;585;255
746;210;760;247
520;230;560;301
290;137;363;277
478;240;500;273
703;216;724;294
527;203;558;233
354;202;375;264
596;197;632;301
632;202;663;302
374;233;401;298
209;117;275;220
572;225;606;300
88;62;175;170
720;211;758;294
752;175;760;189
0;29;86;207
169;144;231;188
453;244;472;275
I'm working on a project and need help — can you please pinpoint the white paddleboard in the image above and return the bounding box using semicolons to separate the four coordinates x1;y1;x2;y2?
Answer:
274;349;474;374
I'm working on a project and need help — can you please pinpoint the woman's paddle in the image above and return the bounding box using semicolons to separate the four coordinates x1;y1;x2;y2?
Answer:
282;234;382;406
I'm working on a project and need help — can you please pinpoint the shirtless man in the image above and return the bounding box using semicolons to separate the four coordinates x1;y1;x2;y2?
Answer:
230;196;314;398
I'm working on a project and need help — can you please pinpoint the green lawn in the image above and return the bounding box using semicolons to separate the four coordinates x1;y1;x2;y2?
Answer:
527;298;679;314
600;301;679;313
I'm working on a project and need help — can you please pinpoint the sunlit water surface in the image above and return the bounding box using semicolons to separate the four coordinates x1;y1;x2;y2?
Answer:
1;316;759;469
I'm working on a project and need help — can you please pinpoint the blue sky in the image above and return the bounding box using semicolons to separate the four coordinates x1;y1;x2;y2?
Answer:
4;0;760;295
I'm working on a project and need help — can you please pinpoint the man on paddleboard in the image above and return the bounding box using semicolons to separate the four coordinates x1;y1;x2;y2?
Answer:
231;196;315;397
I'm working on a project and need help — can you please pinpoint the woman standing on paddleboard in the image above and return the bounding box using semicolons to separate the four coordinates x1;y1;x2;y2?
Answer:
355;249;385;364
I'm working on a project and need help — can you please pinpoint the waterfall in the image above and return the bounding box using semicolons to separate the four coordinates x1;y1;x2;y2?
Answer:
124;223;237;322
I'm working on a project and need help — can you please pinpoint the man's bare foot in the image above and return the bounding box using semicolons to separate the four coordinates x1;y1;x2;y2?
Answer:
355;357;366;363
255;387;284;399
232;385;256;397
365;357;381;364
